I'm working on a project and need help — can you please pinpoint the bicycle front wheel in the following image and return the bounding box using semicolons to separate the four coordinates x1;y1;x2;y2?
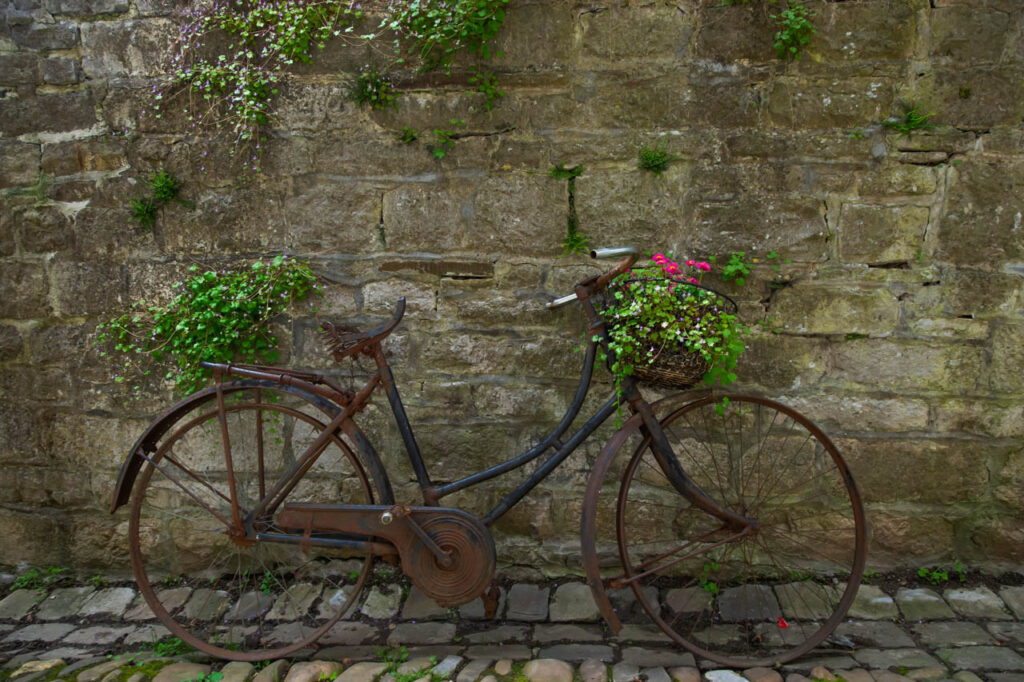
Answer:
617;394;866;667
129;383;381;660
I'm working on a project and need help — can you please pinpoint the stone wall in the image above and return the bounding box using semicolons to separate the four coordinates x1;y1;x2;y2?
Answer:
1;0;1023;575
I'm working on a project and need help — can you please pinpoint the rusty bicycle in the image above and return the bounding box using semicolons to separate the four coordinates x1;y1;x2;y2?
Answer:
110;247;866;667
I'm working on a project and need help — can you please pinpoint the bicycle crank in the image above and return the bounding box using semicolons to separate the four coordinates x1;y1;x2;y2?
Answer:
276;504;496;607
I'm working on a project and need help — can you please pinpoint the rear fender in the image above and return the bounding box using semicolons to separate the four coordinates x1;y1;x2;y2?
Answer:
109;380;394;513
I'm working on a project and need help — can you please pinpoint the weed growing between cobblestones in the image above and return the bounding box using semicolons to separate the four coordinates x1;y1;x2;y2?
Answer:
918;559;967;586
10;566;69;594
149;636;193;657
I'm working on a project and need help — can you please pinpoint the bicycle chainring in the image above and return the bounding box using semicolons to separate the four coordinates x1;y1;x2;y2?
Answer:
403;512;496;607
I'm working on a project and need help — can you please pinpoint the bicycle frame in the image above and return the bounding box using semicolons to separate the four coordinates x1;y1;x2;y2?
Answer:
206;267;753;542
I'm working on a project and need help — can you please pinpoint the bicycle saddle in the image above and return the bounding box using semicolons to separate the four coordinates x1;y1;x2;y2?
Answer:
320;297;406;360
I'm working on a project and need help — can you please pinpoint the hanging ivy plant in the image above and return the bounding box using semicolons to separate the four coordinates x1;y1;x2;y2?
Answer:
158;0;511;165
95;256;320;396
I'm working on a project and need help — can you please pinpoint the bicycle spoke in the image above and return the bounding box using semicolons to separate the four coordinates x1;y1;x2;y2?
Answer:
615;395;864;667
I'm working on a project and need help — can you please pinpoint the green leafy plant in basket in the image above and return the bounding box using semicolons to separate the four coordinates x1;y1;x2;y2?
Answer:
600;253;746;403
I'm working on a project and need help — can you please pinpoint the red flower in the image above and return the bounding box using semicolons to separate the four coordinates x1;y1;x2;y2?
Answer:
777;617;789;629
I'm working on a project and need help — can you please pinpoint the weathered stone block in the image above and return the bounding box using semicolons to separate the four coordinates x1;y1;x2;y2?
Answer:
971;518;1024;563
382;183;465;252
769;78;894;129
933;398;1024;438
0;141;40;188
490;1;574;71
281;177;380;254
939;268;1022;319
814;2;920;62
0;508;67;566
868;512;955;559
690;194;829;261
840;437;991;504
776;393;929;433
0;54;39;84
990;321;1024;394
471;174;564;257
921;66;1024;129
735;333;830;390
11;22;79;50
930;7;1008;62
274;82;355;133
693;4;775;63
839;203;929;264
771;283;900;335
580;4;693;62
994;447;1024;512
0;324;22;361
936;160;1024;266
2;90;98;136
45;0;127;14
81;20;174;79
860;165;938;197
40;57;79;85
827;338;985;393
52;261;124;316
0;261;51;318
41;139;128;177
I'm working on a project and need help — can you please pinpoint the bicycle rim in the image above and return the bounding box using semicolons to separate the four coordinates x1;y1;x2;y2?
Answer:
129;385;377;660
616;394;866;667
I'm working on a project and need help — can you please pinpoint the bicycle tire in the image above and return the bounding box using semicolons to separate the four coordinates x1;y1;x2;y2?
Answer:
616;394;866;667
128;381;386;660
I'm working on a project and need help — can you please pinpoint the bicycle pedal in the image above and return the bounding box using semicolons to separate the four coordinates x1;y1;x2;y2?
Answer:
482;584;501;619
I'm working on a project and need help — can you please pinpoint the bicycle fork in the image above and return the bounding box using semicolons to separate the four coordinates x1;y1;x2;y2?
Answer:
633;398;758;534
602;395;760;590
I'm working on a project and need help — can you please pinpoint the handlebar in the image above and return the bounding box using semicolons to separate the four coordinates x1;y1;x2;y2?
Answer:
546;246;641;309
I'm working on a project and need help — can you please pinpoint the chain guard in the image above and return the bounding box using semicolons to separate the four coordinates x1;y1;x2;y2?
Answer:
401;511;496;607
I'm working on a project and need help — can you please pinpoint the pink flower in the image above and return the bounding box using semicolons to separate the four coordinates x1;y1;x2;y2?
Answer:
696;261;711;272
652;253;667;264
666;263;680;275
688;277;699;284
686;259;695;266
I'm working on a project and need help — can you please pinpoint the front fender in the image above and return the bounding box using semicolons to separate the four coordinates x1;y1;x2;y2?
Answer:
579;387;713;634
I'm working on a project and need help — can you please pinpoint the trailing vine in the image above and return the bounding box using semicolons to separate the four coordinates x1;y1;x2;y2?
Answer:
162;0;370;152
95;256;319;396
159;0;511;166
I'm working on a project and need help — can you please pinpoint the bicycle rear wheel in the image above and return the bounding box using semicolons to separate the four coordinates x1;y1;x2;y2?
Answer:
616;394;866;667
129;382;383;660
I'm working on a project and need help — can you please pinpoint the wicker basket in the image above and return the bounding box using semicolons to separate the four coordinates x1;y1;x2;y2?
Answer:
603;277;738;389
631;349;711;389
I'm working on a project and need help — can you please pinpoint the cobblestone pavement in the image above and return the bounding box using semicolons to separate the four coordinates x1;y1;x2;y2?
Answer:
3;575;1024;682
